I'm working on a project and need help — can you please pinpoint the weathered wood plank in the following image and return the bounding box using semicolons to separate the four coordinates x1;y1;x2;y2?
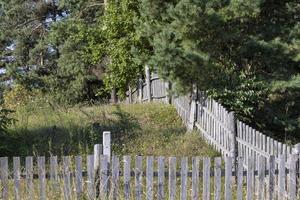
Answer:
203;157;211;200
13;157;21;200
38;156;46;200
169;157;176;200
237;157;243;200
112;155;120;200
258;155;266;200
50;156;58;191
0;157;8;200
214;157;222;200
225;156;232;200
103;131;111;159
157;157;165;200
146;156;153;200
247;156;254;200
25;156;34;198
288;154;297;200
63;156;72;200
192;157;199;200
180;157;188;200
278;154;285;199
123;156;131;200
135;156;143;200
268;156;275;200
94;144;102;171
75;156;83;200
87;155;95;200
100;155;109;199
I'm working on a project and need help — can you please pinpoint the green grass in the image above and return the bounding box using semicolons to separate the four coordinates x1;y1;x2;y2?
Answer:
1;102;219;158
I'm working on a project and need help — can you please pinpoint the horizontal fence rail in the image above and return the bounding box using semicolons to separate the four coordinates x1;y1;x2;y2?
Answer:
1;154;300;200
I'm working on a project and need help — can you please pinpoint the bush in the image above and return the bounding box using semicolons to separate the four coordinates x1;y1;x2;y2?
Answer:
3;85;40;110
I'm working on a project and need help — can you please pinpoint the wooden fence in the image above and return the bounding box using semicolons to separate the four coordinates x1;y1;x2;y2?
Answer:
126;66;299;170
1;153;300;199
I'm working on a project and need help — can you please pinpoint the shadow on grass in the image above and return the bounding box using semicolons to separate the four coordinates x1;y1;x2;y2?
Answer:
0;105;141;157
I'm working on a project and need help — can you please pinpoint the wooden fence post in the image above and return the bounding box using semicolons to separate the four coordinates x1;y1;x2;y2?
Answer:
103;131;111;160
229;111;238;173
94;144;103;171
188;85;197;131
128;86;133;104
138;77;143;103
165;82;172;104
145;65;152;102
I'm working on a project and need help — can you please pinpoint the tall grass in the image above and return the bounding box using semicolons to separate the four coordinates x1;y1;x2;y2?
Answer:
1;101;219;158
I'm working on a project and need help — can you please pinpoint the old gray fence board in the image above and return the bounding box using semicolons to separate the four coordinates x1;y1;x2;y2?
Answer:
192;157;199;200
38;156;46;200
100;155;109;199
50;156;58;190
157;157;165;200
87;155;95;200
214;157;222;200
112;155;120;200
25;156;34;198
169;157;176;200
63;156;72;200
237;157;243;200
180;157;188;200
203;157;211;200
246;157;254;200
268;156;275;200
225;156;232;200
75;156;83;199
124;156;131;200
146;156;153;200
258;156;265;200
13;157;20;200
135;156;143;200
0;157;8;200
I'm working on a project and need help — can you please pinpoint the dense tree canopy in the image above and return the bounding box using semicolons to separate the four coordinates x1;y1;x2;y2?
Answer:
0;0;299;142
135;0;300;141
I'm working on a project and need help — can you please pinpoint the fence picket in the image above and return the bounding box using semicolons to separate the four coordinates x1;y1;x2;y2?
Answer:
237;157;243;200
247;156;254;200
278;154;285;199
124;156;131;200
63;156;72;200
135;156;143;200
288;154;297;199
169;157;176;200
157;157;165;200
225;157;232;200
268;156;275;200
203;157;211;200
87;155;95;200
75;156;83;199
112;155;120;200
258;156;265;200
146;156;153;200
192;157;200;200
25;156;34;198
0;157;8;200
50;156;58;191
13;157;20;200
100;155;109;199
180;157;188;200
214;157;222;200
38;156;46;200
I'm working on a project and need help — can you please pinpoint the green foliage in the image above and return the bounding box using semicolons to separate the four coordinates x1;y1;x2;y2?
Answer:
102;0;143;97
135;0;300;142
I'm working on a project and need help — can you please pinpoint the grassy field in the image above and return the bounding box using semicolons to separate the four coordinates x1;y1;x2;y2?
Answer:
0;102;219;158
